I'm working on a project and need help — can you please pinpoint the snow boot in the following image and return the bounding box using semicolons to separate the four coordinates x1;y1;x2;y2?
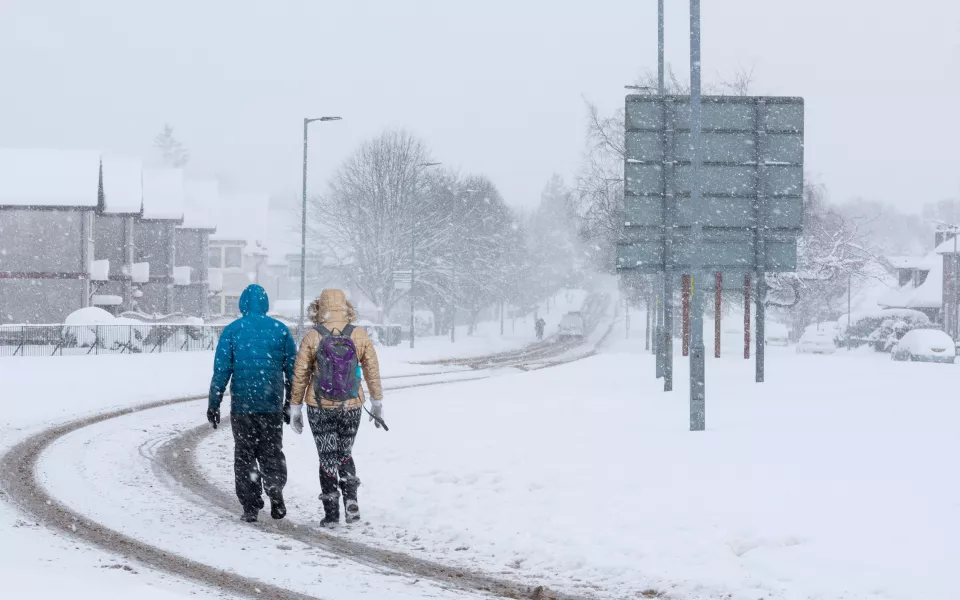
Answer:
241;507;259;523
344;499;360;524
269;494;287;520
319;493;340;528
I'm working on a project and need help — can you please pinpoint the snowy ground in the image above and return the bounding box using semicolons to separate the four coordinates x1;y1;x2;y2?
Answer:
201;323;958;600
4;307;959;600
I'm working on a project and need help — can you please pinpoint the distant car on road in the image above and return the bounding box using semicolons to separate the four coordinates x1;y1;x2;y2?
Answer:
558;312;585;342
890;329;956;364
796;330;836;354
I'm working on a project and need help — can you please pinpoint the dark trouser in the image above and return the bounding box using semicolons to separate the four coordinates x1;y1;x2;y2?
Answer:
231;413;287;512
307;405;362;509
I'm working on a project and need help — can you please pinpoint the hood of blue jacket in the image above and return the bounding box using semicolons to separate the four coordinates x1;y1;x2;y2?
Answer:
239;284;269;316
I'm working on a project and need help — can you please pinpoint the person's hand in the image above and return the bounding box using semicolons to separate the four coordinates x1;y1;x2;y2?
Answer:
289;403;303;435
206;407;220;430
282;401;292;425
368;400;383;429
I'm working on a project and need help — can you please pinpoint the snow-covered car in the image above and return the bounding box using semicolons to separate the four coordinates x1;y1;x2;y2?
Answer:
765;323;790;346
558;312;585;341
890;329;956;364
796;330;836;354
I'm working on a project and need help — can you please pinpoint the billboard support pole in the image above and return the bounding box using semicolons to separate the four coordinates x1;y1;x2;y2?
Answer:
682;274;690;356
688;0;706;431
744;273;751;359
715;272;722;358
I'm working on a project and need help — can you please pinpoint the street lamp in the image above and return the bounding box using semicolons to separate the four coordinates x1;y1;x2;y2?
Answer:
409;161;442;349
299;116;342;339
450;187;480;343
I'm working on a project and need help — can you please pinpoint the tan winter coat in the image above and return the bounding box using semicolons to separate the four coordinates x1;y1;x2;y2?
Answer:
291;289;383;409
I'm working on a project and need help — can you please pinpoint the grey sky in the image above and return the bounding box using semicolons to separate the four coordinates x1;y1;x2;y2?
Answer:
1;0;957;212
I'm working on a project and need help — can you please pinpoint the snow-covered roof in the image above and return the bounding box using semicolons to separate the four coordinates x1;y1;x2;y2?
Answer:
141;167;184;221
210;191;269;245
0;148;101;208
887;255;937;270
879;251;944;310
935;236;960;255
100;157;143;214
180;178;219;230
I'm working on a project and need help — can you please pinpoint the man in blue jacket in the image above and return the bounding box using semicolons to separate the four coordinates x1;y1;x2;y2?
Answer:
208;284;298;522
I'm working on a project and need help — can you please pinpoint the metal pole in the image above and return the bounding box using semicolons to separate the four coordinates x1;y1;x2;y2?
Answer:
688;0;706;431
756;273;765;382
664;272;673;391
655;293;664;378
682;274;690;356
658;0;665;95
714;272;722;358
847;271;852;348
410;224;416;349
645;295;651;350
299;118;309;341
954;231;958;341
744;273;751;358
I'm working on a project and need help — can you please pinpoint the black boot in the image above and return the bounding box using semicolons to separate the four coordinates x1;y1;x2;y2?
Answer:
241;506;259;523
269;493;286;520
319;493;340;528
344;498;360;524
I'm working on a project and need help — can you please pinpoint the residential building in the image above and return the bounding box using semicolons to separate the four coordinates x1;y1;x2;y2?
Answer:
134;167;185;315
0;149;101;323
92;157;143;312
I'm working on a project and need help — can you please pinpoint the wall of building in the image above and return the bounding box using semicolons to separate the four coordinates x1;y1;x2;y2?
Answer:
0;208;90;323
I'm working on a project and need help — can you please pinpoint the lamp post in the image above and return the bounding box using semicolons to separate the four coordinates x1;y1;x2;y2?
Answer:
299;116;341;340
450;187;479;343
409;161;442;349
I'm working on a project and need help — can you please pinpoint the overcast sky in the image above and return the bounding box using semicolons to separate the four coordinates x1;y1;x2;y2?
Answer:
1;0;957;212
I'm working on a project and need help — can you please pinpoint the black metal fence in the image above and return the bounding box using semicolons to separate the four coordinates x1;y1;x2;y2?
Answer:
0;324;227;357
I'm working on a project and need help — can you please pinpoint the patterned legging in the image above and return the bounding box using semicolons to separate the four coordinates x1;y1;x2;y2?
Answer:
307;405;362;501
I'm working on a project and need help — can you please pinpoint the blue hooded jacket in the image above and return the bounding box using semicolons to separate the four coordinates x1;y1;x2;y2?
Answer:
208;284;298;415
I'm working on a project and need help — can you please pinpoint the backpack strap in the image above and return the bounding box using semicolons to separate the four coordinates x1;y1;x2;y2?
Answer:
341;324;356;338
315;325;332;337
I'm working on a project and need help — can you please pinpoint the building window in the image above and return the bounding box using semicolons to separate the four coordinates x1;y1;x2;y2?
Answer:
208;295;222;316
224;295;241;316
224;247;243;269
208;248;221;269
288;259;323;280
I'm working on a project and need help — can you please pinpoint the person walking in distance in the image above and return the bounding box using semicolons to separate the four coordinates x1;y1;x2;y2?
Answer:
535;317;546;341
208;284;298;523
288;289;384;527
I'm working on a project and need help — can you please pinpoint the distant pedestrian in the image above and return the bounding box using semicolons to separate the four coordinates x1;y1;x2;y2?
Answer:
289;289;385;527
535;317;546;341
208;284;297;523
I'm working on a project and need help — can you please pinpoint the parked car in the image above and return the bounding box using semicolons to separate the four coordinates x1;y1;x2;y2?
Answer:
890;329;956;364
796;330;836;354
765;323;790;347
558;312;585;341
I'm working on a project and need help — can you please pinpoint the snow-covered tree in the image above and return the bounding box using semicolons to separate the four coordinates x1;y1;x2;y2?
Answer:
153;124;189;168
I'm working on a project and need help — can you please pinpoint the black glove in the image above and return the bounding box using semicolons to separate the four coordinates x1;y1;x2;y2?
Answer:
207;407;220;429
282;401;291;425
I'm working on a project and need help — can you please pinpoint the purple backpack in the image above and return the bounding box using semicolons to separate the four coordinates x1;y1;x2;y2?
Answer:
313;324;362;402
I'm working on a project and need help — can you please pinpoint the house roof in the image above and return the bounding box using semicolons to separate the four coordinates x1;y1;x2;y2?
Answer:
141;167;185;220
879;250;944;310
180;178;219;230
100;157;143;215
210;191;269;245
0;148;101;208
887;255;937;270
935;236;960;255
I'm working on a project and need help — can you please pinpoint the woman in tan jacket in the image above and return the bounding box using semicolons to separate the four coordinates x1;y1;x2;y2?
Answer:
288;289;384;526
